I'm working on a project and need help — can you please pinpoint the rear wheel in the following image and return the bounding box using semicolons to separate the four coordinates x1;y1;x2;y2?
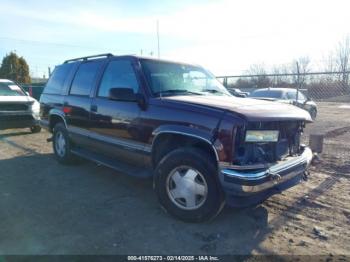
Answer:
154;148;225;222
52;122;76;164
30;125;41;133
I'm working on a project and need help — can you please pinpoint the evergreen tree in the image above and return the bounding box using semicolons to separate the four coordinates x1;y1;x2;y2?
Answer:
0;52;31;83
18;57;31;83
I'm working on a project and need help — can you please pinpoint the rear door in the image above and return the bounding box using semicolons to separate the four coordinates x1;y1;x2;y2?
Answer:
89;58;146;165
64;60;105;146
39;62;76;124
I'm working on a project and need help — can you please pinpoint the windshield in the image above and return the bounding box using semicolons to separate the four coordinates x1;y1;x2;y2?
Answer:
141;60;231;97
249;89;284;99
0;81;26;96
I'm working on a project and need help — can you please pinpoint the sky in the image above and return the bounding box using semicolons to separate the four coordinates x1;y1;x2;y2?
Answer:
0;0;350;78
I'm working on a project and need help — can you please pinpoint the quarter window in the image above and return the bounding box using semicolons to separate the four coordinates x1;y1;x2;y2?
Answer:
44;63;74;94
70;61;103;96
98;60;139;98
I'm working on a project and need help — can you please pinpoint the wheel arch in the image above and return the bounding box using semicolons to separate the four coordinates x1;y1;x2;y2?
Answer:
48;109;67;132
151;125;219;169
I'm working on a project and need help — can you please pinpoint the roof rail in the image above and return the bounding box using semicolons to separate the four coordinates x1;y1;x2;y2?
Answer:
64;53;114;63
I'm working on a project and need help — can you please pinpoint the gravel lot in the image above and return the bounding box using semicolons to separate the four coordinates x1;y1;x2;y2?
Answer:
0;102;349;255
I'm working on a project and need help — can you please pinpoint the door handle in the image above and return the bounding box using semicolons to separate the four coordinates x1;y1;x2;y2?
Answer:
90;104;97;112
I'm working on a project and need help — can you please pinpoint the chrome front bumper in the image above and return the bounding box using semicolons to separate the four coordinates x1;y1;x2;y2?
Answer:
219;147;313;196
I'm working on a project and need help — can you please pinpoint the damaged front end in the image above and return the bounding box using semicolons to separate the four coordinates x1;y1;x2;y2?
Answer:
219;120;313;207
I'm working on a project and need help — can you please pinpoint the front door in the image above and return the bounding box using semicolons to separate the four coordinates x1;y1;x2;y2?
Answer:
90;59;146;166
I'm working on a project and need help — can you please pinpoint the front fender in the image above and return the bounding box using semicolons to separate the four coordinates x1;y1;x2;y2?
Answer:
151;124;219;161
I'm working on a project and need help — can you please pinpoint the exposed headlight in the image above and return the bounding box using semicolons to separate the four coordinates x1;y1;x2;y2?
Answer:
245;130;279;142
31;101;40;115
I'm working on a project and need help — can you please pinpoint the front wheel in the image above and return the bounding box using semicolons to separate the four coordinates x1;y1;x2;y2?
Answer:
309;108;317;120
154;148;225;223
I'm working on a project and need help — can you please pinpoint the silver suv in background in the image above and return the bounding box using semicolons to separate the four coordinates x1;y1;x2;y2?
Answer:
249;88;317;120
0;79;41;133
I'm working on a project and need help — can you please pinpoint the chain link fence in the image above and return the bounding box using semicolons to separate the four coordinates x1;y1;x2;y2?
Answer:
217;71;350;102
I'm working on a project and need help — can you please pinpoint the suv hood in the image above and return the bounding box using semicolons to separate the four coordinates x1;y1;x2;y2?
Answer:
0;95;36;104
163;95;312;122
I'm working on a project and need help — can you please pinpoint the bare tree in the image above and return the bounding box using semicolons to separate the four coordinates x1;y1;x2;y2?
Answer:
321;52;336;81
271;64;291;87
246;64;271;88
335;36;350;88
291;56;311;86
323;52;336;72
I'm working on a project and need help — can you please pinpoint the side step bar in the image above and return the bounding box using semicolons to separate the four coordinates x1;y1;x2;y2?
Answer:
71;147;153;178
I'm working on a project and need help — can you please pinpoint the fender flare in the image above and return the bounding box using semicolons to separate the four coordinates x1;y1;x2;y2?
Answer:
49;109;67;129
151;125;219;162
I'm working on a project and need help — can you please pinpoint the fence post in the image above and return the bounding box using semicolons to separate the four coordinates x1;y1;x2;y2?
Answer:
223;77;228;88
296;62;300;103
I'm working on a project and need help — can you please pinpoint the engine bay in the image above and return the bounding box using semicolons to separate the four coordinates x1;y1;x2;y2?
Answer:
233;121;304;166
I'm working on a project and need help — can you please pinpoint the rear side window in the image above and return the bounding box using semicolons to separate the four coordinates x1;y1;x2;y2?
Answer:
286;91;296;100
250;90;283;99
70;61;103;96
44;63;74;94
97;60;139;98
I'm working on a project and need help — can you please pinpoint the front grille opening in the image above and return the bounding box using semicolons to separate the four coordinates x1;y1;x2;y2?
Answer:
0;103;29;111
233;121;303;166
0;115;34;121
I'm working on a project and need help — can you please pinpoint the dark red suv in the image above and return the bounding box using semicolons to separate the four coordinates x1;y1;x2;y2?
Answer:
40;54;313;222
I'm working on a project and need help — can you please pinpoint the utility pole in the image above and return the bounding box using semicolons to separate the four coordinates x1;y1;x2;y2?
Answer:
157;20;160;59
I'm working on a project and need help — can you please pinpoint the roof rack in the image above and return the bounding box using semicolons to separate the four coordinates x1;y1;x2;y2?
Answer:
64;53;114;63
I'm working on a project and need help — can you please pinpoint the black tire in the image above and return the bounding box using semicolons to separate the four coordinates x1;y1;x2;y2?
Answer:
52;122;76;164
309;108;317;120
30;125;41;133
154;148;225;223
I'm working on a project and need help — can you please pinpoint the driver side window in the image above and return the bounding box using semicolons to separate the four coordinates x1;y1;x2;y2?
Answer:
98;60;139;98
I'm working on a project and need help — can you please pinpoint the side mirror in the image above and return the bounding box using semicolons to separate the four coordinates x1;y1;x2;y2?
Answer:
109;87;147;109
109;88;137;102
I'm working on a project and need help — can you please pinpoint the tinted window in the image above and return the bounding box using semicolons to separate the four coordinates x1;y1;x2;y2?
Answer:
98;60;139;98
44;63;74;94
250;90;284;99
70;61;103;96
286;91;296;100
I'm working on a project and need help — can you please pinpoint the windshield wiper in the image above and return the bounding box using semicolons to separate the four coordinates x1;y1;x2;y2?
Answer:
202;89;226;95
155;89;203;97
